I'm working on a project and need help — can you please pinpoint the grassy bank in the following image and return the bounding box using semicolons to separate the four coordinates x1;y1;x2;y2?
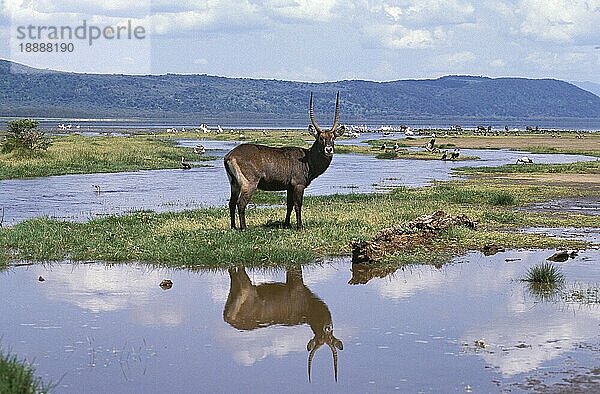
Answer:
0;134;212;180
457;160;600;174
1;179;597;268
0;350;48;394
380;133;600;157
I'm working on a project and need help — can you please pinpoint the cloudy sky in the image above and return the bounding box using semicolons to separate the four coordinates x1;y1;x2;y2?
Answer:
1;0;599;83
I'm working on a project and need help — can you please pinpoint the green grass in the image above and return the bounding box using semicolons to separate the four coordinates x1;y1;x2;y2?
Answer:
0;181;596;268
0;134;213;180
0;350;49;394
523;262;566;301
457;160;600;174
523;262;565;284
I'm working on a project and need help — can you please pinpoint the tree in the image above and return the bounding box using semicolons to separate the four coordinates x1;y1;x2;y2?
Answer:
2;119;52;153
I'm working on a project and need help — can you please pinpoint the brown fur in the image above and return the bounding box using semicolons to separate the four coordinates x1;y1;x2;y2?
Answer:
223;267;343;380
224;93;344;229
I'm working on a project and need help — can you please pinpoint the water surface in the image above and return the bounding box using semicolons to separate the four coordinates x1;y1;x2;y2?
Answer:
1;249;599;393
0;140;595;226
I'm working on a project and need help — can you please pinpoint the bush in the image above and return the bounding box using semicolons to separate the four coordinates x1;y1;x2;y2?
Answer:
488;191;515;206
2;119;52;153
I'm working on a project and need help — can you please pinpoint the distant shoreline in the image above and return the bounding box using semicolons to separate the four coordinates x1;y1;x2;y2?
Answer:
1;117;600;132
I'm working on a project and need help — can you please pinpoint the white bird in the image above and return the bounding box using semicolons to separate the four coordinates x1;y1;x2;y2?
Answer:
193;144;206;155
516;156;534;164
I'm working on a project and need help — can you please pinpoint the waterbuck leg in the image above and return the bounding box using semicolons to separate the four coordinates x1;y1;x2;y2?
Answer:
293;186;305;229
284;188;294;228
229;185;241;229
237;184;257;230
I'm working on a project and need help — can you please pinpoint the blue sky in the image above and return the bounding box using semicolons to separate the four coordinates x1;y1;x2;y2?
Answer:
1;0;599;83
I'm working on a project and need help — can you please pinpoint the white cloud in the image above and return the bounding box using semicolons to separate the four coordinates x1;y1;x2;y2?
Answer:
490;58;506;67
518;0;600;44
363;23;446;49
146;1;266;35
524;50;592;70
440;50;477;65
380;0;475;28
263;0;342;22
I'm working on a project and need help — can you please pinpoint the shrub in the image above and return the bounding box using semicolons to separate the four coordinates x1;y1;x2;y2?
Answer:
2;119;52;153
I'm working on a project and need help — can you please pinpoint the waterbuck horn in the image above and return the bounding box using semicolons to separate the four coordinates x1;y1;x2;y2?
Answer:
331;91;340;131
309;92;322;133
329;343;339;382
307;341;339;382
307;339;321;382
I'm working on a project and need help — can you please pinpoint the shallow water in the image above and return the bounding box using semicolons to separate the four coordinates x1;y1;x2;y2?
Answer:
0;139;595;226
1;249;599;393
521;196;600;217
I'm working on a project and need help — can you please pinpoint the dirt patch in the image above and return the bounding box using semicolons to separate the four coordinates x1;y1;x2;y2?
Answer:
351;210;476;265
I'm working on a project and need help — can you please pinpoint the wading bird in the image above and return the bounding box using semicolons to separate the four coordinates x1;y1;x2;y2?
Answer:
181;156;192;170
450;148;460;160
516;156;534;164
193;144;206;155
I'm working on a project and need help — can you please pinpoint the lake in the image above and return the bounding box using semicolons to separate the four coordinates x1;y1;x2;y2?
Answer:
2;245;599;393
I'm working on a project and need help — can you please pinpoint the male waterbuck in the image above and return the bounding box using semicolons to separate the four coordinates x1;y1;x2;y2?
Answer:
224;92;345;229
223;267;343;381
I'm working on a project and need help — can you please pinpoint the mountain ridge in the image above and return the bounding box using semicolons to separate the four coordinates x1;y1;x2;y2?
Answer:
2;59;599;121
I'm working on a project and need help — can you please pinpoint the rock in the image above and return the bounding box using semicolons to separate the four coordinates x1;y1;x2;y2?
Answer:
38;276;45;282
351;211;476;264
547;251;569;262
482;244;505;256
159;279;173;290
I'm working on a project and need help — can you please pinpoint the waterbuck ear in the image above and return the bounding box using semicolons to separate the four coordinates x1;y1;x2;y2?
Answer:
308;124;319;138
333;125;346;137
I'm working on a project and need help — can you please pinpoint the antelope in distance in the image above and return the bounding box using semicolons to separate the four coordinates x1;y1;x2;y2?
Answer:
223;267;343;381
224;92;345;230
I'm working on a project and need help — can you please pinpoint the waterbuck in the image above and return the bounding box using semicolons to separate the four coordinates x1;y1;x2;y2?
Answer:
223;267;343;381
224;92;345;229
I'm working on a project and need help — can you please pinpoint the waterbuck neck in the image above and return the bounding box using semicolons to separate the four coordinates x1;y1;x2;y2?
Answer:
307;140;333;182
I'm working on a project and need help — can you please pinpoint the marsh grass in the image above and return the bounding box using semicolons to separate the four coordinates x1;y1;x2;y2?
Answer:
387;132;600;158
561;284;600;304
365;139;477;160
0;181;591;267
0;134;212;180
523;262;566;301
0;350;49;394
458;161;600;175
524;262;565;284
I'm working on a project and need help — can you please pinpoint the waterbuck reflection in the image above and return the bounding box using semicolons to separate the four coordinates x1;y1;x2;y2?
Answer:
223;267;343;381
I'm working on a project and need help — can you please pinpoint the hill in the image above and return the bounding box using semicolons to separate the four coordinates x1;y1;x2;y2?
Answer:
2;60;600;122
